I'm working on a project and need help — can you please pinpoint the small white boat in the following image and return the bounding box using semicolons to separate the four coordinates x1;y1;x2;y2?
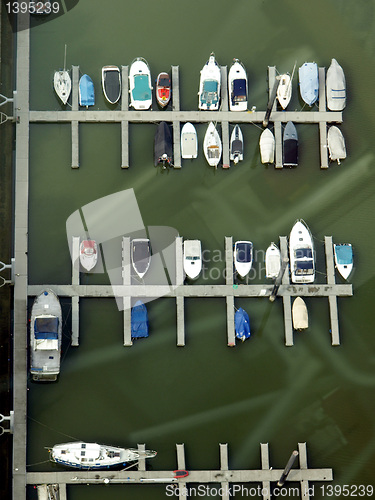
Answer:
203;122;222;167
50;442;157;469
80;240;98;272
265;243;281;279
131;238;151;279
228;59;248;111
234;241;253;278
327;126;346;164
292;297;308;330
259;128;275;164
183;240;202;279
129;58;153;110
334;243;353;280
102;65;121;104
181;122;198;159
277;73;292;109
326;58;346;111
53;44;71;105
289;220;315;284
230;125;243;164
198;53;221;111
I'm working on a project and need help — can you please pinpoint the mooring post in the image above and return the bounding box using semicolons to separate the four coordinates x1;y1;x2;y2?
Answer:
277;450;299;486
263;78;279;128
269;257;289;302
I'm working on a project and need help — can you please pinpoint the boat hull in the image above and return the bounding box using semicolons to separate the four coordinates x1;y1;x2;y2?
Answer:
326;58;346;111
289;220;315;284
154;122;173;166
283;121;298;167
327;126;346;164
228;60;248;111
80;240;98;272
129;58;153;110
204;122;222;167
234;241;253;278
131;300;149;338
299;62;319;106
259;128;275;164
292;297;308;330
235;307;251;341
102;66;121;104
156;72;171;108
277;73;292;109
183;240;202;279
198;54;221;111
54;70;71;105
265;243;281;278
334;243;353;280
230;125;243;163
131;238;151;278
181;122;198;159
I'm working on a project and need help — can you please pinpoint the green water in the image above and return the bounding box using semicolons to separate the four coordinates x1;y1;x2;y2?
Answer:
26;1;375;499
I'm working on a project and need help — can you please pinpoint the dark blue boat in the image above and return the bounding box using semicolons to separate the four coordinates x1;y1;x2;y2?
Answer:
235;307;251;341
131;300;149;338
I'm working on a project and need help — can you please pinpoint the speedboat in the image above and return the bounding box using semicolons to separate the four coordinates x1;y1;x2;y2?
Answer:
265;242;281;279
80;240;98;272
131;300;149;338
102;65;121;104
259;128;275;164
283;121;298;167
154;122;173;167
289;220;315;284
326;58;346;111
228;59;248;111
79;74;95;107
298;62;319;106
49;442;157;469
183;240;202;279
30;289;62;382
131;238;151;279
155;72;171;108
334;243;353;280
53;44;71;105
129;58;153;110
198;53;221;111
327;125;346;164
234;241;253;278
203;122;222;167
230;125;243;164
181;122;198;159
292;297;308;330
235;307;251;341
277;73;292;109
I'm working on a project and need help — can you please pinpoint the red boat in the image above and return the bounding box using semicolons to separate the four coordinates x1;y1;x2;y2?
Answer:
156;72;171;108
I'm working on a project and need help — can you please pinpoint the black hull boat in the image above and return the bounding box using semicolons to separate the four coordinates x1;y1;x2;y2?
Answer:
283;121;298;167
154;122;173;167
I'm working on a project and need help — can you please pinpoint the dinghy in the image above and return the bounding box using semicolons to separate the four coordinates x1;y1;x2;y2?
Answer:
198;53;221;111
299;62;319;106
230;125;243;164
181;122;198;159
183;240;202;279
259;128;275;164
289;220;315;284
235;307;251;341
203;122;222;167
131;300;149;338
327;125;346;164
79;240;98;272
155;72;171;108
79;74;95;107
129;58;153;110
283;121;298;167
131;238;151;279
234;241;253;278
265;242;281;279
53;44;71;105
102;65;121;104
292;297;308;330
277;73;292;109
326;58;346;111
334;243;353;280
154;122;173;167
228;59;248;111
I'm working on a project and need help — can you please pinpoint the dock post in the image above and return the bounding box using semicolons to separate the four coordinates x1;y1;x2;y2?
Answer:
325;236;340;345
260;443;271;500
121;66;129;168
171;66;181;169
71;237;80;346
279;236;293;346
263;66;278;128
277;450;299;486
176;237;185;346
122;237;132;346
319;68;329;169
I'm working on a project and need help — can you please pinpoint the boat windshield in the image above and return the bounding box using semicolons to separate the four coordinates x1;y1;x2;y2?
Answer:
158;77;170;87
294;248;312;260
186;256;200;260
295;261;314;275
34;317;59;338
236;243;252;262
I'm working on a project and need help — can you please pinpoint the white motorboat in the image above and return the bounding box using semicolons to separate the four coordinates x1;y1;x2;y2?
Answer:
181;122;198;159
292;297;308;330
228;59;248;111
129;58;153;110
277;73;292;109
102;65;121;104
334;243;353;280
234;241;253;278
53;44;71;105
80;240;98;272
30;289;62;382
259;128;275;164
198;53;221;111
326;58;346;111
230;125;243;164
50;442;157;469
289;220;315;284
183;240;202;279
327;125;346;164
131;238;151;279
265;242;281;279
203;122;222;167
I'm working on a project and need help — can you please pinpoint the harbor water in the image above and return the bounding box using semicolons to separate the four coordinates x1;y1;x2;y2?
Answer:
24;1;375;499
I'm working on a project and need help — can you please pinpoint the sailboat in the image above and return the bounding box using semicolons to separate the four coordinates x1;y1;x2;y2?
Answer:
53;44;71;105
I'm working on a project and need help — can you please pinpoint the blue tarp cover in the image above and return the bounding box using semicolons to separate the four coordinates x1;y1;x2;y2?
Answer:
132;75;152;101
34;317;59;339
79;75;95;106
235;308;251;341
131;300;149;338
335;245;353;265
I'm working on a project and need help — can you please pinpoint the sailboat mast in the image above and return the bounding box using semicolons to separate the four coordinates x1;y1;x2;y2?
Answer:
63;44;67;72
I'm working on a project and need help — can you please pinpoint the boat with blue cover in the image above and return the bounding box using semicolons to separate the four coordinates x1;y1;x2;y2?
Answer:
298;62;319;106
234;240;253;278
198;53;221;111
228;59;248;111
334;243;353;280
235;307;251;341
129;58;153;110
131;300;149;338
79;74;95;107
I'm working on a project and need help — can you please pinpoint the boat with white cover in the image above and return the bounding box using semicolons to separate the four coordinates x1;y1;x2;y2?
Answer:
265;242;281;279
292;297;308;330
131;238;151;279
327;125;346;164
80;240;98;272
230;125;243;164
234;241;253;278
129;58;153;110
326;58;346;111
53;44;71;105
289;220;315;284
30;289;62;381
299;62;319;106
50;442;157;469
259;128;275;164
334;243;353;280
102;65;121;104
277;73;292;109
198;53;221;111
203;122;222;167
181;122;198;159
183;240;202;279
228;59;248;111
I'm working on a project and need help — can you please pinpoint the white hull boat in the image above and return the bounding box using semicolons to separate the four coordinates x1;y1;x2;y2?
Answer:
334;243;353;280
129;58;153;110
234;241;253;278
53;45;71;105
102;65;121;104
277;73;292;109
181;122;198;159
80;240;98;272
183;240;202;279
259;128;275;164
204;122;222;167
131;238;151;279
326;58;346;111
299;62;319;106
292;297;308;330
327;125;346;164
50;442;157;469
230;125;243;164
289;220;315;284
198;53;221;111
228;59;248;111
265;242;281;279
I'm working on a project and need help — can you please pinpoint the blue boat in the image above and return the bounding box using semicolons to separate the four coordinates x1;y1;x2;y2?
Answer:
131;300;149;338
298;62;319;106
235;307;251;342
334;243;353;280
79;74;95;107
